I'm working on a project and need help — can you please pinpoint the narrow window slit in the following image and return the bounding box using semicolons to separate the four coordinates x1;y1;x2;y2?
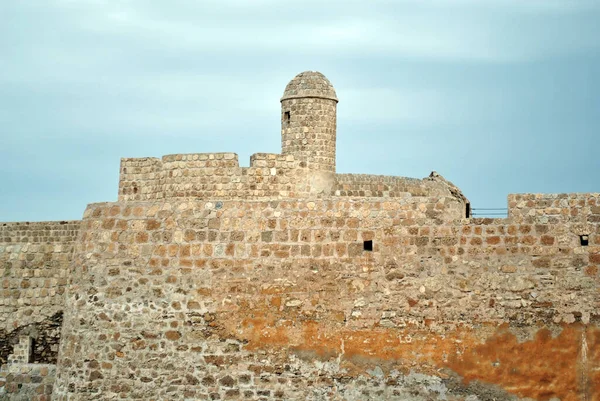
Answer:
465;203;471;218
363;240;373;251
29;338;35;363
580;235;589;246
284;111;290;122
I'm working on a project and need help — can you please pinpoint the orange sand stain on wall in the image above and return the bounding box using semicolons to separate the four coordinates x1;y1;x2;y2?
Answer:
235;312;599;401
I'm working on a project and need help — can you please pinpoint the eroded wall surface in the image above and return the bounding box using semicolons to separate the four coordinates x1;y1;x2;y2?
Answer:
0;336;55;401
0;222;80;365
0;222;79;401
0;363;55;401
52;194;599;400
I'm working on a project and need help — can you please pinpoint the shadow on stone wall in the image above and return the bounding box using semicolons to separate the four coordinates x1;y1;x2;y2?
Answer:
0;312;62;365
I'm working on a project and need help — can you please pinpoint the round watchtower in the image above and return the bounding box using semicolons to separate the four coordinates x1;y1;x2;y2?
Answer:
281;71;338;172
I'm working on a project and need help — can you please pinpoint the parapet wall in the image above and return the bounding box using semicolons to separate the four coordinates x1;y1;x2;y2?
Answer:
334;174;428;197
53;194;599;400
509;193;600;224
0;221;80;365
333;172;465;200
118;154;470;216
119;153;313;201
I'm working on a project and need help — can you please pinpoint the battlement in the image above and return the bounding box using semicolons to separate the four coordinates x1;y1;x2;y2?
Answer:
119;152;312;201
333;173;461;198
116;71;471;212
118;152;469;219
0;221;80;244
508;193;600;224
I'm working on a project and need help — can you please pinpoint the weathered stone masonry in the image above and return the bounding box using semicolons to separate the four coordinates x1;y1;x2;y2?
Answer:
1;71;598;400
0;221;79;400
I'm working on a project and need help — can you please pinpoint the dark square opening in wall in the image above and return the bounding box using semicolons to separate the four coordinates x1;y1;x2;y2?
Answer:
284;111;291;122
363;240;373;251
580;235;589;246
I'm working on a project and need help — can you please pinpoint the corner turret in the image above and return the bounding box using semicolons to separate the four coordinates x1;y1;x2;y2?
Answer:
281;71;338;173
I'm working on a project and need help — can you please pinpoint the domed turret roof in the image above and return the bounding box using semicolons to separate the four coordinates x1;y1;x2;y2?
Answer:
281;71;338;102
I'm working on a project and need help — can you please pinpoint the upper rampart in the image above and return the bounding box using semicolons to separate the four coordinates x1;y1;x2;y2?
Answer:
118;152;469;212
118;152;310;201
117;71;470;212
509;193;600;224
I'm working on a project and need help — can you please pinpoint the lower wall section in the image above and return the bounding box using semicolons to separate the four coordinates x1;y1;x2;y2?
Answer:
54;308;599;400
0;221;79;336
0;221;78;400
50;197;599;400
0;363;55;401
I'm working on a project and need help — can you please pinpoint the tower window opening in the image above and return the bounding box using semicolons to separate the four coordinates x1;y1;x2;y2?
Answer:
284;111;290;123
465;203;471;218
580;235;589;246
29;338;35;363
363;240;373;251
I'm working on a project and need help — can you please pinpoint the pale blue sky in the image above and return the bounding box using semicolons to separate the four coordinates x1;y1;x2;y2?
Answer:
1;0;599;221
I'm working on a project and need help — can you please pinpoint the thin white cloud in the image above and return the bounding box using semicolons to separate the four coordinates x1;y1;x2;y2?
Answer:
341;88;446;125
2;0;599;136
43;0;600;63
339;85;512;127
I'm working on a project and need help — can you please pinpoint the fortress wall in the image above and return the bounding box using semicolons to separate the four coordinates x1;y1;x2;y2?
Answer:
334;173;469;220
509;193;600;224
119;157;162;201
0;221;80;365
0;362;55;401
119;153;314;201
160;153;311;200
119;155;470;209
53;197;599;400
334;174;429;197
334;173;467;199
159;152;243;199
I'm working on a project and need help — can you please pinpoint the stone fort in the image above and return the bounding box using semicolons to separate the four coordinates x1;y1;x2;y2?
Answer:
0;71;598;400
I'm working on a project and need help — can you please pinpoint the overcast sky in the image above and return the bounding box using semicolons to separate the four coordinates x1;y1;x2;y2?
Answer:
1;0;599;221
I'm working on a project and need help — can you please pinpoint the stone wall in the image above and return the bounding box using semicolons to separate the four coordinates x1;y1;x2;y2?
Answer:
334;174;429;197
52;195;599;400
0;362;56;401
118;153;470;214
117;157;163;201
509;193;600;224
118;153;314;201
333;173;466;201
0;221;79;365
6;69;597;401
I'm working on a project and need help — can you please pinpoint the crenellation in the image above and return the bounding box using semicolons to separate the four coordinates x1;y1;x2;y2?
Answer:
119;157;162;201
508;192;600;224
1;71;598;400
